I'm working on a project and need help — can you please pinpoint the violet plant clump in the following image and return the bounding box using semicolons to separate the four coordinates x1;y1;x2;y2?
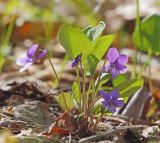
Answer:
58;22;143;119
16;22;143;133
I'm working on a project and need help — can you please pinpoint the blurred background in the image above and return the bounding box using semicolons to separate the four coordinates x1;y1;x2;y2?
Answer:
1;0;160;44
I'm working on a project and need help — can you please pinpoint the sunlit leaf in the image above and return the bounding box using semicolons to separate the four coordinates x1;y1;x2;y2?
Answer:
92;35;115;60
113;74;127;87
58;93;74;111
87;54;99;75
58;24;92;60
87;35;114;75
116;79;144;102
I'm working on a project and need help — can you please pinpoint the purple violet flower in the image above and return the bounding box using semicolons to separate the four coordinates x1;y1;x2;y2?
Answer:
103;48;128;78
71;53;82;68
16;44;47;72
99;89;124;113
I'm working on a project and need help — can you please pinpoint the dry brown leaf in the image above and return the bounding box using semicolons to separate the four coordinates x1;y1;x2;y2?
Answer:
42;112;75;137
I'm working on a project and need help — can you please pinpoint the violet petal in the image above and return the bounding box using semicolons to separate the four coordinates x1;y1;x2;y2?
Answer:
99;90;111;101
111;89;119;100
120;67;127;74
117;54;128;65
71;60;78;68
113;99;124;107
103;64;110;72
116;64;127;74
19;62;33;72
37;50;47;60
71;54;81;68
107;48;119;63
102;101;116;113
110;66;119;78
16;57;30;66
27;44;39;58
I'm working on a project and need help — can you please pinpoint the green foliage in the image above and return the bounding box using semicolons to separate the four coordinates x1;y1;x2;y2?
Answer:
90;104;105;114
59;22;114;75
0;56;5;70
91;35;114;60
133;14;160;55
83;21;105;41
0;0;18;72
98;73;111;89
87;54;99;75
116;78;144;102
58;24;92;60
58;93;74;111
87;35;114;75
112;74;127;87
58;22;143;115
90;104;112;116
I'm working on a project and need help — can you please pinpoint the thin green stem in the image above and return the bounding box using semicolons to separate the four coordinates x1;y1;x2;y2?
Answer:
89;58;107;109
95;58;107;94
86;76;93;107
4;15;16;45
138;51;151;78
76;67;82;111
148;60;153;92
132;0;140;78
138;51;152;92
80;62;86;113
47;55;69;111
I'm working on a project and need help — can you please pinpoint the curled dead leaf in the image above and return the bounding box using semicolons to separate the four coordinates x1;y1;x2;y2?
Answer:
42;112;75;137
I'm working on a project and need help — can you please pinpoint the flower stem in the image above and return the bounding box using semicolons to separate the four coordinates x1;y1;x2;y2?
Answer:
47;55;69;111
86;76;93;107
80;62;86;113
148;61;153;92
89;58;107;109
132;0;141;78
95;58;107;94
138;51;151;78
76;67;82;111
